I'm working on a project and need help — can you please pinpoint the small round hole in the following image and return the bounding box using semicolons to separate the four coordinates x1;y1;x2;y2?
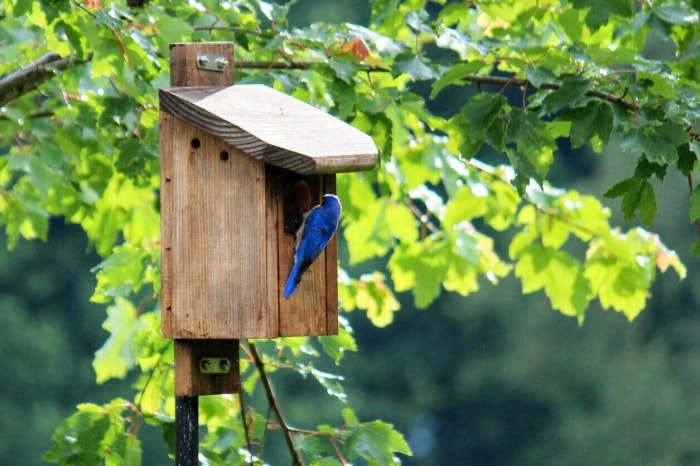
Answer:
219;150;229;161
191;138;200;149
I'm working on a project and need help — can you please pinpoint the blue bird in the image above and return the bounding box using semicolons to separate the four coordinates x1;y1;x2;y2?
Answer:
284;194;341;299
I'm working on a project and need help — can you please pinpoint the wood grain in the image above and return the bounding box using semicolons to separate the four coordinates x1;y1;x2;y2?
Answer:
168;119;271;338
159;85;378;174
175;339;240;396
169;42;234;87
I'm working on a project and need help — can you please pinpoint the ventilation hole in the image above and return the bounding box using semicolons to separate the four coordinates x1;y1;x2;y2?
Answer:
220;150;229;161
191;138;200;149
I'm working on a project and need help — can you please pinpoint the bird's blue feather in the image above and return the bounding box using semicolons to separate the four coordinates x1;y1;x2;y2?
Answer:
284;194;341;298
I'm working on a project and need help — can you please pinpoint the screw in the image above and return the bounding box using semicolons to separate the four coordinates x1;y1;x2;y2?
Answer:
200;359;212;371
197;55;209;67
220;359;231;371
216;57;228;69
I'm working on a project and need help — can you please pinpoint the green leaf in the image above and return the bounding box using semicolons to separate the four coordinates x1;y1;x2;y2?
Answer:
458;93;506;157
558;100;614;148
295;435;334;463
431;60;487;99
351;272;401;327
505;108;555;185
310;458;344;466
91;244;149;303
541;75;593;113
44;405;111;464
93;298;146;383
525;66;556;88
318;317;357;363
329;57;358;84
691;241;700;259
638;179;657;226
604;177;637;199
514;245;593;320
677;143;697;176
388;240;447;308
571;0;634;30
393;53;438;81
605;176;657;225
689;186;700;223
6;153;60;196
585;259;649;320
653;2;699;25
621;123;688;164
155;15;195;51
45;401;139;465
344;420;412;464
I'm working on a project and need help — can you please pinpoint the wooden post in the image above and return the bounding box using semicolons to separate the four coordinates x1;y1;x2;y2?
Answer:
163;42;237;464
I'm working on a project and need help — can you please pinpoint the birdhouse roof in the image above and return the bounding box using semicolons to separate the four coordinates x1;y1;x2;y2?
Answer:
159;84;378;174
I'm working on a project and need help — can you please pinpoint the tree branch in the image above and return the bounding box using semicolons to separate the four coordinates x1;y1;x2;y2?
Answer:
247;341;302;466
459;74;638;112
0;52;92;107
235;61;638;112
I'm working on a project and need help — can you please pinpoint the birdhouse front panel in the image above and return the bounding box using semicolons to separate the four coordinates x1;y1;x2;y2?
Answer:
161;112;277;339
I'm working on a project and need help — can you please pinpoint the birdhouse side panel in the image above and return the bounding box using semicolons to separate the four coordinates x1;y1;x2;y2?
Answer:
162;115;274;339
275;171;339;337
160;111;176;338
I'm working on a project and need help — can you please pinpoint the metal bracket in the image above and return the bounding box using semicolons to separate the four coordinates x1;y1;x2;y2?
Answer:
196;54;229;72
199;357;231;374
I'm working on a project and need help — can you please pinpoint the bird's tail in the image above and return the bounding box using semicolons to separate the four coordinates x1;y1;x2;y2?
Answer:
283;262;300;299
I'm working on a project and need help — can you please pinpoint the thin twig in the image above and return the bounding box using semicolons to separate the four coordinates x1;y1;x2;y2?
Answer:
237;60;312;70
194;25;262;35
237;393;255;466
247;341;302;466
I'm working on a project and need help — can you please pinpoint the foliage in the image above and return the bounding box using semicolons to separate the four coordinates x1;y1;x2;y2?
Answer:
1;0;698;464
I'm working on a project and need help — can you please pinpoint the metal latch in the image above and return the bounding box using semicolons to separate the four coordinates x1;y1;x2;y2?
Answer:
196;54;229;72
199;357;231;374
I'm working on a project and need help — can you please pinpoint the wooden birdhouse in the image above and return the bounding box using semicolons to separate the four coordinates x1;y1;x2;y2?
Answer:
159;43;377;396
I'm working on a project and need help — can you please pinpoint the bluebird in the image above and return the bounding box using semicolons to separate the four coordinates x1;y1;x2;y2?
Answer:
284;194;341;299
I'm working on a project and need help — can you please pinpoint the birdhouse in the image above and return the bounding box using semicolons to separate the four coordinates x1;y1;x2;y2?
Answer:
158;43;377;396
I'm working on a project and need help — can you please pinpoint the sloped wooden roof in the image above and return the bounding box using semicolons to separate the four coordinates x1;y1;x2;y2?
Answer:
159;84;378;174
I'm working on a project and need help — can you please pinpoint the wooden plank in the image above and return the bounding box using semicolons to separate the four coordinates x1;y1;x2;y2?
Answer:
169;42;234;87
324;175;339;335
160;111;175;338
264;166;281;337
159;85;378;175
169;119;271;339
175;340;240;396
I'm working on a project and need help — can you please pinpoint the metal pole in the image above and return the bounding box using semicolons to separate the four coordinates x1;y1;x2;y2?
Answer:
175;395;199;465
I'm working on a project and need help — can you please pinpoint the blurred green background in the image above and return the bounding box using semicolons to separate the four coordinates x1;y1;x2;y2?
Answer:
3;1;700;465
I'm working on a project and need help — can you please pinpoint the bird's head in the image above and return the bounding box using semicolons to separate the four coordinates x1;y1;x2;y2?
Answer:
321;194;341;217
